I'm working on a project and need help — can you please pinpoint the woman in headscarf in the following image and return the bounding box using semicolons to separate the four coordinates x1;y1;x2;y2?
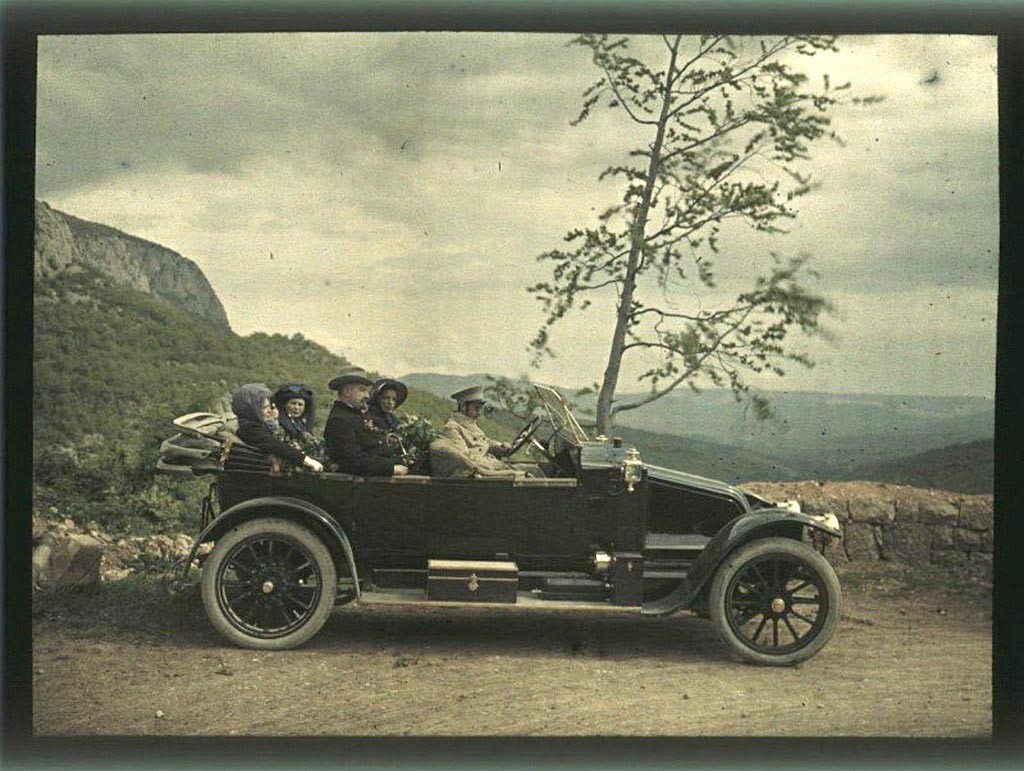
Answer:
272;382;321;456
231;383;323;473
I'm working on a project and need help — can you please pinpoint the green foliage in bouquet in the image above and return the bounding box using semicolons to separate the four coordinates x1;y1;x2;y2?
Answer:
394;414;442;474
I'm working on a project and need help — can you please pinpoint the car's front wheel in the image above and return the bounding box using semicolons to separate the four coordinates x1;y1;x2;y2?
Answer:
200;518;337;650
708;537;841;666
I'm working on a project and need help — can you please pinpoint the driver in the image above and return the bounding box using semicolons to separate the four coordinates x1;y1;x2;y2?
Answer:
431;386;543;478
441;386;513;460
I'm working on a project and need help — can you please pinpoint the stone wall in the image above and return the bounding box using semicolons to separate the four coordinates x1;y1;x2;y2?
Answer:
742;481;993;583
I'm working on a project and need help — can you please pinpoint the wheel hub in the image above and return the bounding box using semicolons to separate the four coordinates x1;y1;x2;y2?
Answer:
770;597;786;614
261;579;275;594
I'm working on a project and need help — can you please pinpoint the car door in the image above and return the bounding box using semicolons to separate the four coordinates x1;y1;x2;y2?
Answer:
351;475;519;567
350;475;596;571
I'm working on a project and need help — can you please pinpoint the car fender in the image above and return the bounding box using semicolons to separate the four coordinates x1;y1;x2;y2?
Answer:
641;507;842;616
182;495;360;598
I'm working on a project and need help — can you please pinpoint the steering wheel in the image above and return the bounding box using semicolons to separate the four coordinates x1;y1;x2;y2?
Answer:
528;432;557;461
506;415;542;457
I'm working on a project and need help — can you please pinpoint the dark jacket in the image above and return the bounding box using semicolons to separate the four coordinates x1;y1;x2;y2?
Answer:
323;400;395;477
237;418;307;467
277;412;323;459
366;403;401;434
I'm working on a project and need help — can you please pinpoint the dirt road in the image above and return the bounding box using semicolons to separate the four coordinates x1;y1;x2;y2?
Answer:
32;565;990;737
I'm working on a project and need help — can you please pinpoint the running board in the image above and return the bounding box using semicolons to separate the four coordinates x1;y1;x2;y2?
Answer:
356;587;640;612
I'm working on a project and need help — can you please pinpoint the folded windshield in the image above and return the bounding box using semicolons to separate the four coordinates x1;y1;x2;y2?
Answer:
533;385;589;444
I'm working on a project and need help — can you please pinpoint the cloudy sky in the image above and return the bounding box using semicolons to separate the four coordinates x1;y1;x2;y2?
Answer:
36;33;998;398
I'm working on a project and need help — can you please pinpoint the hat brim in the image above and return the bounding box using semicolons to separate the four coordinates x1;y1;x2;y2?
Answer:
450;386;489;405
329;375;374;390
374;379;409;407
272;384;313;406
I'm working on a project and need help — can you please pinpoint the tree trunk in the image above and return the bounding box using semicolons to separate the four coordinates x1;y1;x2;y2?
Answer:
594;41;680;436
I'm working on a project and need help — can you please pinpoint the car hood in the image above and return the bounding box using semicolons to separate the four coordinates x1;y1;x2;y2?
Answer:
645;464;772;511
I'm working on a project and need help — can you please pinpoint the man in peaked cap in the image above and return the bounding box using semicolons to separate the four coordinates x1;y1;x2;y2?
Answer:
442;386;513;459
430;385;525;478
323;366;408;477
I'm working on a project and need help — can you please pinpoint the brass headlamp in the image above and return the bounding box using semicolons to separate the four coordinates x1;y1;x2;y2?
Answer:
622;448;644;492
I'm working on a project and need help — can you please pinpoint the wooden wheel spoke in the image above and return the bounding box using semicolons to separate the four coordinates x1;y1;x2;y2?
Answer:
751;616;767;643
790;608;816;625
782;614;801;642
751;563;770;589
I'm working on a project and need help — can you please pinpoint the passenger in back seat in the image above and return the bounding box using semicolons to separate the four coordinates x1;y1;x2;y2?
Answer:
323;367;409;477
367;378;407;435
231;383;324;473
272;382;322;458
367;377;415;467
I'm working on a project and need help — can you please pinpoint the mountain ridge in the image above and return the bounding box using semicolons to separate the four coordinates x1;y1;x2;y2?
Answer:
34;200;230;329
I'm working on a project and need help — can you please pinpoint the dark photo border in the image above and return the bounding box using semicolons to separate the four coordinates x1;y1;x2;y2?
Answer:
5;1;1023;768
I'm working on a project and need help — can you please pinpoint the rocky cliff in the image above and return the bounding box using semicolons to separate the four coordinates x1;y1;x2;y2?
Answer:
34;200;230;330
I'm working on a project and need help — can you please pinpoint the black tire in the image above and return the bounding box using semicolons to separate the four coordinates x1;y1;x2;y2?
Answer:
708;537;841;666
200;518;337;650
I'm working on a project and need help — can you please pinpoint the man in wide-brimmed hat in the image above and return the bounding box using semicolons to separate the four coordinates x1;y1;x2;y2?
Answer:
323;366;408;477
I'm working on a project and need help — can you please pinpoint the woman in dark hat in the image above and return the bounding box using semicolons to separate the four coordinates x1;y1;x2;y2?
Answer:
272;382;320;456
366;378;408;434
231;383;323;473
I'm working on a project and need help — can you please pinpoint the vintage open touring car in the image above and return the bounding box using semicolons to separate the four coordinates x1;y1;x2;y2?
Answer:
158;385;843;665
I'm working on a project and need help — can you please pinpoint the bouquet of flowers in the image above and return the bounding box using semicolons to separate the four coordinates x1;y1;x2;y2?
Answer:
394;414;440;474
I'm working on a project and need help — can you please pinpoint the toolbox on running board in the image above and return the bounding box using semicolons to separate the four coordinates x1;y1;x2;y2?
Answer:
426;559;518;603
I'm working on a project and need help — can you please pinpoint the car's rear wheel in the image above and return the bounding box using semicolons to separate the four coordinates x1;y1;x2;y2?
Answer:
709;537;841;666
200;518;336;650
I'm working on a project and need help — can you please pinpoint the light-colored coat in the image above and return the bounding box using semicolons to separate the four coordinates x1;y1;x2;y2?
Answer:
432;412;517;478
440;412;505;457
